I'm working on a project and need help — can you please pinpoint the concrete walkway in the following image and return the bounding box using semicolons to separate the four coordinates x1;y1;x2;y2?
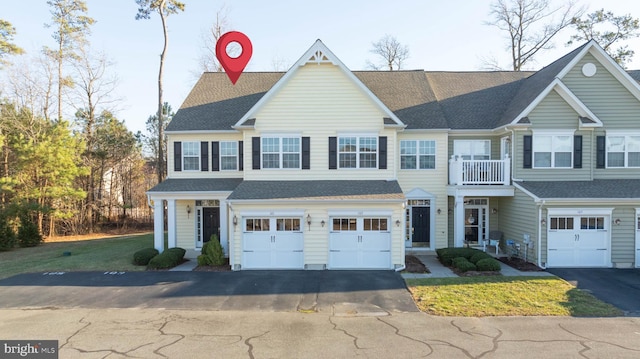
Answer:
402;252;554;279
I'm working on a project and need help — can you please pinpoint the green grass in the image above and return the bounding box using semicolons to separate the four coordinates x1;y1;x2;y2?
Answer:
0;233;155;280
406;276;623;317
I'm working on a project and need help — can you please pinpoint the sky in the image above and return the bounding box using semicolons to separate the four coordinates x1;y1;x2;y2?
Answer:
3;0;640;135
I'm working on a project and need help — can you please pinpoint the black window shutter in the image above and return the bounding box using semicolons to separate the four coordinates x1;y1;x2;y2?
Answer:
211;141;219;171
302;137;310;170
573;135;582;169
378;136;387;169
328;137;337;170
238;141;244;171
252;137;261;170
201;142;209;171
174;141;182;172
596;136;606;168
523;135;532;169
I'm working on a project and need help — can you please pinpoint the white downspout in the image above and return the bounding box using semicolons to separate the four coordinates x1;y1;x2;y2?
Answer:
538;201;545;268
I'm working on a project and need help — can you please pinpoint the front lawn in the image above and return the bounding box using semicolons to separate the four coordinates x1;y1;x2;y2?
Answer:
407;276;622;317
0;233;154;280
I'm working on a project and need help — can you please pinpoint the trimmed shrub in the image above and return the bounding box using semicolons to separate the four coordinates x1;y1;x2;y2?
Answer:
165;247;186;261
476;258;502;272
133;248;159;266
469;251;492;264
197;235;225;266
0;215;16;251
437;247;483;266
17;215;42;248
452;257;477;272
147;252;178;269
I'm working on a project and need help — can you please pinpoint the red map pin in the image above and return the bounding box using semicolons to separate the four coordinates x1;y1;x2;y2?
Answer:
216;31;252;85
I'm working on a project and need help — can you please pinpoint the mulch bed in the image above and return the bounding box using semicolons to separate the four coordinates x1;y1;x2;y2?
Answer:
498;257;544;271
404;255;430;273
193;258;232;272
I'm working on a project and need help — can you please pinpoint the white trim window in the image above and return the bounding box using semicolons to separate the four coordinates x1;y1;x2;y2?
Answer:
339;136;377;168
182;141;200;171
533;133;572;168
606;134;640;168
262;137;300;169
220;141;238;170
453;140;490;160
401;140;436;169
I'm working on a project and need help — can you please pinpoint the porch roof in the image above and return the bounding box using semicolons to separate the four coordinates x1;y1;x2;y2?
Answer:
147;178;243;193
227;180;405;201
517;179;640;199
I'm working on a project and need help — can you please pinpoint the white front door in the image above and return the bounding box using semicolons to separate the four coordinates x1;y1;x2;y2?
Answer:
242;217;304;269
547;215;610;267
329;217;392;269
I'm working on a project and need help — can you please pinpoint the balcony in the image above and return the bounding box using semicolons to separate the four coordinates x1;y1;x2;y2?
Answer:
449;155;511;186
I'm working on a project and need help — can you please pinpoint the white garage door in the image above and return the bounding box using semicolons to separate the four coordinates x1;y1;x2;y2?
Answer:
329;217;392;269
242;217;304;269
547;215;610;267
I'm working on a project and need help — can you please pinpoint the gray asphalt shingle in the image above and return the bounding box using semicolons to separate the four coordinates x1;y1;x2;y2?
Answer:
148;178;243;193
227;180;405;200
517;179;640;199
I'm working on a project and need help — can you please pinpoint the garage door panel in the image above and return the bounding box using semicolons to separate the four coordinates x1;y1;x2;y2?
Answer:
274;250;304;269
362;233;391;250
547;249;575;267
577;248;608;267
329;233;359;250
274;232;304;251
243;251;272;269
242;217;304;269
547;214;609;268
360;251;391;269
328;217;392;269
243;234;272;251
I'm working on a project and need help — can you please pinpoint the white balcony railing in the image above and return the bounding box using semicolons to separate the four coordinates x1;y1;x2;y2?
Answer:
449;155;510;185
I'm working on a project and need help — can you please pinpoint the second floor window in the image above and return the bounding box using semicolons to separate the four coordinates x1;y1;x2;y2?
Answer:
453;140;490;160
401;140;436;169
182;142;200;171
607;135;640;168
339;136;377;168
533;134;572;168
220;141;238;170
262;137;300;169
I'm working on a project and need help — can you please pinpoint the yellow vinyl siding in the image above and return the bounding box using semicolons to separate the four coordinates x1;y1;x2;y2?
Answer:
167;133;243;179
175;200;195;249
397;132;448;248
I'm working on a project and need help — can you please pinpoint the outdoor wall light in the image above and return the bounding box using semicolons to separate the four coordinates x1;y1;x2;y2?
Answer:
321;220;326;227
233;215;238;226
186;205;192;218
492;208;498;214
437;208;442;215
614;218;621;225
307;214;312;226
541;218;546;226
395;219;401;227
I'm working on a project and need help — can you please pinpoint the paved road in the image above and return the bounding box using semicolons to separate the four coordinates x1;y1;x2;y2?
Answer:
0;270;417;314
1;270;640;358
547;268;640;315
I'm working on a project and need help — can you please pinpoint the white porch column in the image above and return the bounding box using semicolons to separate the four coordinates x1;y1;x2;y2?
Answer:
153;199;165;253
167;199;177;248
454;195;465;247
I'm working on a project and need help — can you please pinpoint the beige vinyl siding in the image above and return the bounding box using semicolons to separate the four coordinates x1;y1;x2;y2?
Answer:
175;200;195;249
229;202;405;269
447;197;454;247
397;132;448;248
512;129;592;181
242;63;396;181
167;133;244;179
497;189;539;263
563;53;640;130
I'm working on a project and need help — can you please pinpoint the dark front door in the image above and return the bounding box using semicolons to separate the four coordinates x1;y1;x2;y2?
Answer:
202;207;220;243
412;207;430;247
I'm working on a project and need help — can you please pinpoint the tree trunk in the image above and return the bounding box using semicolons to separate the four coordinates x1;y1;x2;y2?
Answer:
157;0;168;183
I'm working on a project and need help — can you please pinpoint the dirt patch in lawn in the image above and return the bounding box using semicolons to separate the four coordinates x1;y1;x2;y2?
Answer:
404;255;430;273
498;257;544;271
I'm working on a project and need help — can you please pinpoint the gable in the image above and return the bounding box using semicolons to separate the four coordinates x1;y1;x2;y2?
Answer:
562;52;640;130
528;91;579;129
252;63;390;132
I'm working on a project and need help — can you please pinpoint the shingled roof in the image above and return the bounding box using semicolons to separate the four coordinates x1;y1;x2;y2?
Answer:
227;180;404;201
167;41;639;133
517;179;640;199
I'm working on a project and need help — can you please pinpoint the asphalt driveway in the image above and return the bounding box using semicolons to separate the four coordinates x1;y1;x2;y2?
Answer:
547;268;640;315
0;270;418;314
